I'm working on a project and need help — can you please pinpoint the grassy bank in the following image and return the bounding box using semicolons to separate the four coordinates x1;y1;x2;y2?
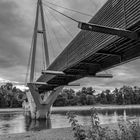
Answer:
0;127;74;140
0;123;119;140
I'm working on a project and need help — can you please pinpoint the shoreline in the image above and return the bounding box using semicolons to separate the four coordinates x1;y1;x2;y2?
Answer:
0;123;118;140
1;104;140;113
0;105;139;140
0;127;74;140
52;104;140;112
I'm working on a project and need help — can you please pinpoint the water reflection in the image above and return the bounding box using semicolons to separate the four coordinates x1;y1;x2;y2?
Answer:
25;117;51;131
0;108;140;135
0;113;25;135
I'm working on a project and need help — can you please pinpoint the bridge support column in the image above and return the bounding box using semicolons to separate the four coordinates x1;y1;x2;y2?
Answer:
27;83;63;120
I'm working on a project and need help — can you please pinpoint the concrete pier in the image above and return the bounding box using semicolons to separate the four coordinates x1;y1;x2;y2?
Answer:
26;83;63;120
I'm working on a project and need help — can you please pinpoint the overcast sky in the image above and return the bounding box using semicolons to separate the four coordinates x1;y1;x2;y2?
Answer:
0;0;140;91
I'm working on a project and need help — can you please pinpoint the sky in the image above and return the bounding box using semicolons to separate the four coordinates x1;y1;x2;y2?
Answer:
0;0;140;92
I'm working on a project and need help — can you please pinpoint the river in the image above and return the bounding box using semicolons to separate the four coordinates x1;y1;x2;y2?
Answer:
0;105;140;135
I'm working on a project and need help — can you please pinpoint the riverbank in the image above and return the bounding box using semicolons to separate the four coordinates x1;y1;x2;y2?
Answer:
0;127;74;140
52;104;140;113
1;104;140;113
0;108;24;113
0;123;119;140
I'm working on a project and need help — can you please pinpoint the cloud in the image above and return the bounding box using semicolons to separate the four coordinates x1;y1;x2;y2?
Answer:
72;59;140;91
0;1;33;83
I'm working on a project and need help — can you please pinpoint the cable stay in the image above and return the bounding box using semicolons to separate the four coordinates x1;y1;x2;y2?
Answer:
41;34;46;70
43;4;79;23
43;3;140;41
44;9;64;54
44;15;56;62
43;9;60;62
47;9;73;38
43;0;93;17
43;7;78;65
25;30;35;85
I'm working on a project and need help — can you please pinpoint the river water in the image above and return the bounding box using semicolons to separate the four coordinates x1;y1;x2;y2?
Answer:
0;106;140;135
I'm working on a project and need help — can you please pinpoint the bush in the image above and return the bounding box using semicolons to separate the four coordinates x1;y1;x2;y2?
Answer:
67;108;140;140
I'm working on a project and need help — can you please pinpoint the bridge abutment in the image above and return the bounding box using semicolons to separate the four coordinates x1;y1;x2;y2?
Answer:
26;83;63;120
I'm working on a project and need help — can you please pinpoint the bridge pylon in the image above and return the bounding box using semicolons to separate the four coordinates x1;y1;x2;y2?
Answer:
30;0;49;82
26;0;63;120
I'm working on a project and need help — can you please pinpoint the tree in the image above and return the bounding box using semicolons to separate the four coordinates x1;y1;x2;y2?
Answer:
0;83;24;108
86;95;96;105
113;88;123;105
133;86;140;104
120;86;133;104
105;89;114;104
53;94;67;106
1;83;14;107
53;85;140;107
53;89;76;106
79;93;87;105
86;87;95;95
0;89;7;108
64;89;75;100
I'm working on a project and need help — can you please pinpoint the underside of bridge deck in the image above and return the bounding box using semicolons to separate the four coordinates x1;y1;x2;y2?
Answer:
37;0;140;93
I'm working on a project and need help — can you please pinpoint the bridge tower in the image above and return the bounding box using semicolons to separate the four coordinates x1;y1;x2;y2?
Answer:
26;0;64;120
30;0;49;82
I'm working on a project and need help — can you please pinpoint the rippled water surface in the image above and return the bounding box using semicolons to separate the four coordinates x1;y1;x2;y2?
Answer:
0;107;140;135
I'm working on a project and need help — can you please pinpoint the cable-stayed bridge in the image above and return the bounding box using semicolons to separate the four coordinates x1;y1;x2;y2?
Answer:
26;0;140;119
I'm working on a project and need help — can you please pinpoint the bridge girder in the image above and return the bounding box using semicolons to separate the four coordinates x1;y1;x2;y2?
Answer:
78;22;140;41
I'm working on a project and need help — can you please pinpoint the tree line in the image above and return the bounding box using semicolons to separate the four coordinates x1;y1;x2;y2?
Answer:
1;83;140;108
53;86;140;106
0;83;26;108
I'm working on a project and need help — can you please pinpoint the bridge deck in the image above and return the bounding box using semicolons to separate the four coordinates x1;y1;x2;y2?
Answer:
37;0;140;92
